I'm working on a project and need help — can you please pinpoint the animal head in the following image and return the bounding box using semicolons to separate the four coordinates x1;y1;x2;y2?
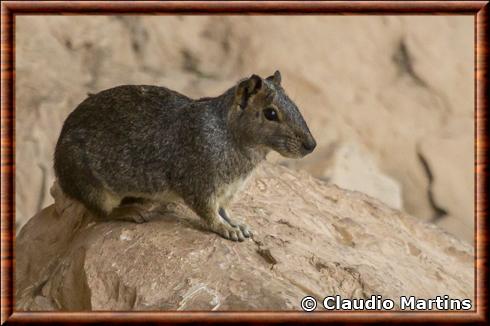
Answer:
230;71;316;158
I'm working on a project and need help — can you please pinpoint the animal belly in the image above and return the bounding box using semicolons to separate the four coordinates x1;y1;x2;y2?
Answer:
124;190;181;204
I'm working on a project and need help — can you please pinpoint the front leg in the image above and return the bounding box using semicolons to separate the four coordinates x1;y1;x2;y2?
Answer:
219;207;252;238
189;198;247;242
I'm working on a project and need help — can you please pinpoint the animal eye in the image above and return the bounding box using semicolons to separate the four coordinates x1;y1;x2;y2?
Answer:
263;107;279;121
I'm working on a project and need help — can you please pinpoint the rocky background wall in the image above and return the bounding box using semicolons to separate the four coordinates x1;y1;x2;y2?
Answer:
15;16;474;242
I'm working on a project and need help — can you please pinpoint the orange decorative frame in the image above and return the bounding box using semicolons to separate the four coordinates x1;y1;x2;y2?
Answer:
1;1;487;324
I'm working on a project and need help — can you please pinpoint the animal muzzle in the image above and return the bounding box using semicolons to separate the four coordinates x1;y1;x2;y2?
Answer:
301;135;317;155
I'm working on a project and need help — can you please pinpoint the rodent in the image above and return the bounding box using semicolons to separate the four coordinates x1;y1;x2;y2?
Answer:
54;71;316;241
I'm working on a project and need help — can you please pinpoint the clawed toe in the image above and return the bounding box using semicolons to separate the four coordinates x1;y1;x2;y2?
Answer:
132;212;152;223
239;224;252;238
227;223;250;241
224;226;244;242
229;230;240;242
132;215;146;223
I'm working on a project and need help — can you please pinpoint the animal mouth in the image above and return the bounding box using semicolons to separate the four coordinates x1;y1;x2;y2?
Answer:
272;137;306;158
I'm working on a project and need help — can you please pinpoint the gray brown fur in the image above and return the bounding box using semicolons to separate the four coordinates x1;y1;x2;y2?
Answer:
54;71;316;241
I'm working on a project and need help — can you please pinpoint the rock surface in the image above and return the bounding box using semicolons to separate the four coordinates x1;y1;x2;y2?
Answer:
418;119;475;242
16;163;474;311
15;16;474;242
298;141;403;210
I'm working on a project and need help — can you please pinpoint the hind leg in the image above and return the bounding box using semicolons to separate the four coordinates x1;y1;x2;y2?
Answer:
74;186;121;218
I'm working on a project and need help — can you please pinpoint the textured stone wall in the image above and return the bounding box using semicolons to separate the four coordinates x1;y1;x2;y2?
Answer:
15;16;474;242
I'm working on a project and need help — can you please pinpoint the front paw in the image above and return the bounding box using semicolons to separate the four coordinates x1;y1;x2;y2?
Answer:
218;208;253;238
208;220;249;242
235;222;253;238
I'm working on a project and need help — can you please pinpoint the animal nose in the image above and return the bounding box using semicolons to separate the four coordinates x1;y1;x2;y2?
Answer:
302;137;316;152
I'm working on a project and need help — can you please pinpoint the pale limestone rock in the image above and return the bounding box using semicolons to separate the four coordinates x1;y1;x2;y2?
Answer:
419;118;474;243
320;142;402;209
16;163;474;311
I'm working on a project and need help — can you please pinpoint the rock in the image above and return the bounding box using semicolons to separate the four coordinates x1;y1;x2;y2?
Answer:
418;118;474;243
16;163;474;311
313;141;402;210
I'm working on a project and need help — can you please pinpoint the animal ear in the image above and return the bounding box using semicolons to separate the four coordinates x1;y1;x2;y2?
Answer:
266;70;281;85
235;74;264;109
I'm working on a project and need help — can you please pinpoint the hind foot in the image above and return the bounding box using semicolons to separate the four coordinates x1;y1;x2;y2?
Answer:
108;202;157;223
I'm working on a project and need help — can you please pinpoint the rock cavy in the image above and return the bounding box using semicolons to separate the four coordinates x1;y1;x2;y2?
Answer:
54;71;316;241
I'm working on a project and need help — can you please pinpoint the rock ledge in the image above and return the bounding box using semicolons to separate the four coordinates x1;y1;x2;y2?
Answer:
16;163;474;311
